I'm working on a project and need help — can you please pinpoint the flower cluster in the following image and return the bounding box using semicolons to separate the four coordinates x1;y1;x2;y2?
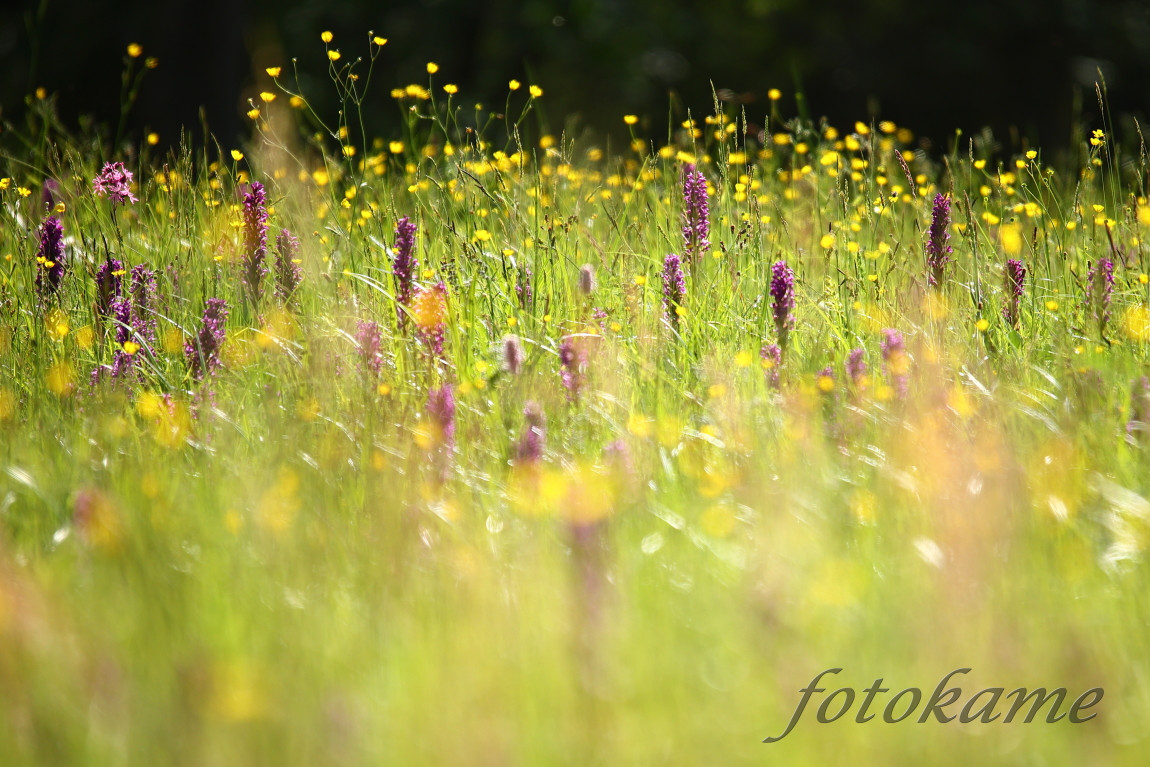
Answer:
515;264;534;311
355;321;383;377
770;260;795;352
502;334;524;376
274;228;303;303
410;282;448;358
185;298;229;380
129;265;158;347
559;336;588;402
392;216;418;324
881;328;909;398
34;216;66;300
845;348;867;389
426;384;456;452
1002;259;1026;327
516;402;545;463
579;264;596;297
92;162;137;205
760;344;781;389
241;182;269;304
95;257;124;319
1087;257;1115;340
662;253;686;331
108;295;135;379
926;193;953;288
681;163;710;267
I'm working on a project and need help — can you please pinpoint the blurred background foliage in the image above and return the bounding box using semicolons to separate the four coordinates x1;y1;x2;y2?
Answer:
1;0;1149;153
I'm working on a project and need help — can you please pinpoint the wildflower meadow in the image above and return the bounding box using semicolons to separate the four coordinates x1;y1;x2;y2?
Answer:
3;34;1150;766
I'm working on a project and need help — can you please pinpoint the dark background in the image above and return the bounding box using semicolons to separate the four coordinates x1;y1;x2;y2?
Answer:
2;0;1149;155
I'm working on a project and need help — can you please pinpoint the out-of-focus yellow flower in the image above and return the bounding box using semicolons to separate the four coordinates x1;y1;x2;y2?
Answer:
73;488;123;552
46;362;74;397
1000;223;1023;255
257;466;301;535
410;282;449;330
206;660;268;722
0;388;15;421
1123;306;1150;342
45;308;69;341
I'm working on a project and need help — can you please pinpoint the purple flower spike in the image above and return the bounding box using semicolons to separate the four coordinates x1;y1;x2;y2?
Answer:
845;347;867;389
35;216;66;299
926;193;953;288
516;401;545;463
881;328;909;398
770;260;795;352
681;163;710;267
502;334;524;376
92;162;137;205
515;264;534;311
760;343;782;389
95;257;124;318
274;228;303;304
1002;258;1026;327
662;253;686;331
355;320;383;377
129;265;157;347
1087;257;1115;341
108;295;135;380
110;295;132;346
427;384;456;451
559;336;588;402
185;298;229;380
578;264;596;296
392;216;418;325
241;182;269;304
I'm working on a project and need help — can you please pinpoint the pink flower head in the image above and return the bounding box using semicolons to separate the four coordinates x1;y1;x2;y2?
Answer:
92;162;137;205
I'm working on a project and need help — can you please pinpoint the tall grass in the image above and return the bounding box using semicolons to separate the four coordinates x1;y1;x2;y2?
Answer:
2;34;1150;766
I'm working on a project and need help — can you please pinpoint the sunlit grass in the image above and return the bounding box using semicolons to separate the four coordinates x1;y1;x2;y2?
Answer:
1;33;1150;766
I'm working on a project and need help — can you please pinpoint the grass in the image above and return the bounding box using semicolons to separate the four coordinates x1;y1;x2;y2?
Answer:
2;35;1150;766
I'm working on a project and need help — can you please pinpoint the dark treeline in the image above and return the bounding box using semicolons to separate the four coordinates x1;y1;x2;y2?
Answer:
2;0;1148;157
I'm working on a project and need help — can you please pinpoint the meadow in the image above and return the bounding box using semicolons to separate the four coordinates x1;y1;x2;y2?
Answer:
3;33;1150;766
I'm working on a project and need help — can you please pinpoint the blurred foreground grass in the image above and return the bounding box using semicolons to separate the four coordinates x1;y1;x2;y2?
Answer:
2;37;1150;765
